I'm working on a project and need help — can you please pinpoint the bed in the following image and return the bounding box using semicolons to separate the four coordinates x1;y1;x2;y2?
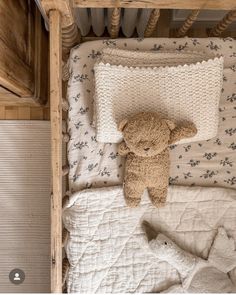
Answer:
37;0;236;292
63;37;236;293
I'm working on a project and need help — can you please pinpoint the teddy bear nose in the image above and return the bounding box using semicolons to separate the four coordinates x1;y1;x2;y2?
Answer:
144;147;150;151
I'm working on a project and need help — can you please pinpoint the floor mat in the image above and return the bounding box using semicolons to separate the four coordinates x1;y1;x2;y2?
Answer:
0;121;50;293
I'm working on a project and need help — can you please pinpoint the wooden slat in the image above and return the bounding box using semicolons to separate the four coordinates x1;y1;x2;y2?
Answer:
176;10;200;37
144;9;160;37
62;22;81;58
49;10;63;293
210;10;236;36
74;0;236;10
110;8;121;38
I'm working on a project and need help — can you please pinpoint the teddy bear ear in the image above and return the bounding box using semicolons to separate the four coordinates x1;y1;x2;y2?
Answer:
118;118;128;131
165;119;176;131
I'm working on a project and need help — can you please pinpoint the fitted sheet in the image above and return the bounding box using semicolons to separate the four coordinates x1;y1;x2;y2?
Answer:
67;38;236;192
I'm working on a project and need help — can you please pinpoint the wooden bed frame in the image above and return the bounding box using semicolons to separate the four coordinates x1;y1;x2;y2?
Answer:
39;0;236;292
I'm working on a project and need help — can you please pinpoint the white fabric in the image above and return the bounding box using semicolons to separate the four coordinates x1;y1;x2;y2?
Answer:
208;227;236;273
67;38;236;192
63;185;236;293
148;227;236;293
94;48;223;143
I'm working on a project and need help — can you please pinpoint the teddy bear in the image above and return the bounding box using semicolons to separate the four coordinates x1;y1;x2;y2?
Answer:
142;221;236;293
118;112;197;207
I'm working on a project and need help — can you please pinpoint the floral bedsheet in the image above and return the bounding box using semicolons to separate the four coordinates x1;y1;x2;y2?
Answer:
67;38;236;192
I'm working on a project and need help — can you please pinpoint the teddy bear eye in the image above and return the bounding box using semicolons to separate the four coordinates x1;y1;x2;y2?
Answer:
164;241;168;245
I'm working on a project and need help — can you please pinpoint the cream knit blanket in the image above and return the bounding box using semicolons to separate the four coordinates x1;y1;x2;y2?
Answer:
94;48;224;144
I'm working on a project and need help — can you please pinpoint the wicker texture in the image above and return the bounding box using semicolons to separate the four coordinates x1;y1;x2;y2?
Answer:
94;48;223;144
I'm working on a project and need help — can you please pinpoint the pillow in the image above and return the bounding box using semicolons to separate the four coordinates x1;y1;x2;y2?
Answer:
93;48;224;144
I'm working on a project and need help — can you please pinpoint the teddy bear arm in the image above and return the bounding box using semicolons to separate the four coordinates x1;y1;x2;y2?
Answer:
118;141;130;156
169;122;197;144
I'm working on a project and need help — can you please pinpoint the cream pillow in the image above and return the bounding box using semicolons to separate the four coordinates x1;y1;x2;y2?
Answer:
93;48;223;144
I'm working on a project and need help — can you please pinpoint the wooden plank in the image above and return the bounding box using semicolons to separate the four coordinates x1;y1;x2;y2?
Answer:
0;106;5;119
49;10;63;293
18;107;31;119
0;0;34;97
74;0;236;9
30;107;44;120
5;107;18;119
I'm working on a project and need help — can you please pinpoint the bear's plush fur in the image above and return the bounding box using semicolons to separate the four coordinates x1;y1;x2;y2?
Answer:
118;112;197;207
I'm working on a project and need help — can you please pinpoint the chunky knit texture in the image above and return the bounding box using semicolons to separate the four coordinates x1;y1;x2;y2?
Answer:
94;48;223;143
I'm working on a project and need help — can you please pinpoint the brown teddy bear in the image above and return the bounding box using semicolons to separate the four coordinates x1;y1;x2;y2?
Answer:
118;112;197;208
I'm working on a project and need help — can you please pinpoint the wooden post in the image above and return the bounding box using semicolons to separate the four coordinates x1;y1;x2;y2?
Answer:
210;10;236;36
176;10;200;37
144;9;160;37
49;9;62;293
110;8;121;38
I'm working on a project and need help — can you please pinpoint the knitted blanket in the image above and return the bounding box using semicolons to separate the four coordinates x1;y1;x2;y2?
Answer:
94;48;223;143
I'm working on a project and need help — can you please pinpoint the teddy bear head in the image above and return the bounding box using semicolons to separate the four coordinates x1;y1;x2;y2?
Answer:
118;112;176;157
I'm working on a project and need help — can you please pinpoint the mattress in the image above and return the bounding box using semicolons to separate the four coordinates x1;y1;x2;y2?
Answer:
67;38;236;192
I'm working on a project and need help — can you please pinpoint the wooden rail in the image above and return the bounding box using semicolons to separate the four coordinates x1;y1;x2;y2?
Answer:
49;9;63;293
74;0;236;9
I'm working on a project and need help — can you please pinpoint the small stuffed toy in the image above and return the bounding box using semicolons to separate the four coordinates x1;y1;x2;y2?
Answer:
118;112;197;207
142;221;236;293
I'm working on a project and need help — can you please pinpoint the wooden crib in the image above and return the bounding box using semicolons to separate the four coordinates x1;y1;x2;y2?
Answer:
38;0;236;292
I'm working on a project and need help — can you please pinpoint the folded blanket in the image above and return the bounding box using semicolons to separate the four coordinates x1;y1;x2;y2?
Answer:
63;185;236;293
94;48;223;143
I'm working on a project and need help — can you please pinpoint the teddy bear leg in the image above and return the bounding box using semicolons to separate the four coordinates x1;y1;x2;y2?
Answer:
148;187;168;208
124;177;144;207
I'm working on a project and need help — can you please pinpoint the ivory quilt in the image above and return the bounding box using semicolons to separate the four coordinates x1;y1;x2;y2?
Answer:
63;185;236;293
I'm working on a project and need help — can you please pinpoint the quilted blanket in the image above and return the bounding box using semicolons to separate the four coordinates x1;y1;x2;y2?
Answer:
63;185;236;293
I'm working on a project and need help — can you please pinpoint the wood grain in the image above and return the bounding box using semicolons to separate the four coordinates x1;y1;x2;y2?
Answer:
49;10;63;293
0;0;49;104
74;0;236;9
210;10;236;36
176;10;200;37
144;9;160;37
110;8;121;38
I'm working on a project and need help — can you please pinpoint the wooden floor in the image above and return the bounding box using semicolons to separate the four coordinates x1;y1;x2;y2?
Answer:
0;106;50;120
